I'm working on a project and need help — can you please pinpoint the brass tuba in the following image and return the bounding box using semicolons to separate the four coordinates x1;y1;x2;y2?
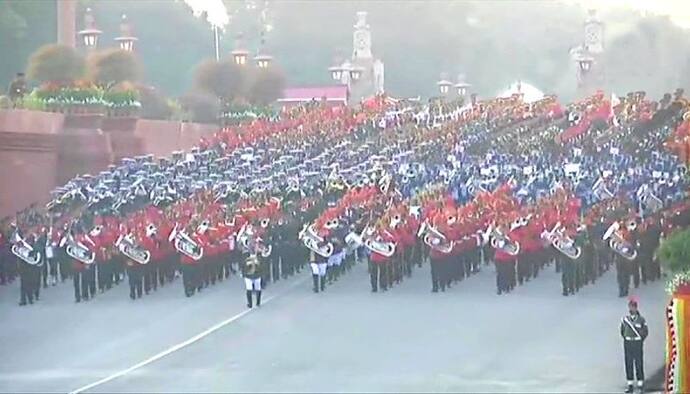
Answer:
490;226;520;256
298;224;334;258
11;235;42;266
65;235;96;265
603;222;637;261
169;224;204;261
363;227;396;257
417;220;454;254
542;222;581;260
115;233;151;265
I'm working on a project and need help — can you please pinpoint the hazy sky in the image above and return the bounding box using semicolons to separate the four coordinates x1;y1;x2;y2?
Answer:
568;0;690;28
182;0;690;30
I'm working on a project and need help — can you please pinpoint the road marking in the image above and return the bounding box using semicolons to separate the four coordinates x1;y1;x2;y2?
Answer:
70;277;308;393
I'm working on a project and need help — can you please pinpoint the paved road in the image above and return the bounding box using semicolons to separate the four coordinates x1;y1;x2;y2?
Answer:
0;260;668;393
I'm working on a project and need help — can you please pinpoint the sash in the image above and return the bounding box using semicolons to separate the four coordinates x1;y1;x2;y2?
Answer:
623;316;642;340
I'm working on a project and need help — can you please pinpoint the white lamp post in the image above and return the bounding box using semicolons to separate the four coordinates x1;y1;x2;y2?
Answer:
329;66;346;81
114;13;138;52
255;54;273;69
455;81;471;97
578;56;593;72
232;33;249;66
349;66;364;81
78;8;102;49
437;79;452;95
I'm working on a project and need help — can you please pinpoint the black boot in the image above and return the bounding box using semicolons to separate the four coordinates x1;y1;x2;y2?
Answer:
256;290;261;307
246;290;253;308
320;275;326;292
312;274;319;293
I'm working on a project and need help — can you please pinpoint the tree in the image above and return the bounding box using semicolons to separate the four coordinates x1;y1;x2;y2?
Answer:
658;228;690;274
88;48;142;85
137;85;172;120
247;66;286;106
192;59;248;102
26;44;84;84
178;92;220;123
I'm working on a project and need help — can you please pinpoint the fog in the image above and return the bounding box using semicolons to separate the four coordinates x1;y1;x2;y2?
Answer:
1;0;689;100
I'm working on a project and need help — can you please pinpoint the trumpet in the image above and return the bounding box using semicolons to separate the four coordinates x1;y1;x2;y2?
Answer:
490;227;520;256
115;233;151;265
603;222;637;261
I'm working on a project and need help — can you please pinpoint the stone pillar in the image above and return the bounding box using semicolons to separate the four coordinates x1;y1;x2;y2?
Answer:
57;0;77;48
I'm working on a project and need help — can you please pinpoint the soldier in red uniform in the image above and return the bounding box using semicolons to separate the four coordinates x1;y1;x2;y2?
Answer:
91;219;114;293
493;219;518;295
142;223;163;294
427;209;455;293
157;214;177;285
69;226;96;302
179;223;205;297
400;208;417;279
368;222;396;292
122;227;145;300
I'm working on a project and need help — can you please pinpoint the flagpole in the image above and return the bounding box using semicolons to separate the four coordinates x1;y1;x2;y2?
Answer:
213;25;220;61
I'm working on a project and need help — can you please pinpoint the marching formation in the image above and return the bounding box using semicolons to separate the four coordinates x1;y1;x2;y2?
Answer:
2;89;690;307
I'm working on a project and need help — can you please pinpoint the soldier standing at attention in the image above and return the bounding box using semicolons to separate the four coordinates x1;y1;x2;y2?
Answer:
620;297;648;393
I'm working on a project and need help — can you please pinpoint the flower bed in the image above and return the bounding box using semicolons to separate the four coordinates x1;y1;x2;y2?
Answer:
22;82;141;118
103;89;141;118
219;105;279;126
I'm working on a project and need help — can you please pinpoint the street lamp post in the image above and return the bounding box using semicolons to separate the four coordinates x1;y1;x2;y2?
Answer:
231;33;249;66
349;66;364;82
437;79;452;96
328;60;354;87
455;81;471;97
254;34;273;69
255;54;273;69
78;8;102;49
328;66;345;81
232;48;249;66
114;13;138;52
578;56;593;73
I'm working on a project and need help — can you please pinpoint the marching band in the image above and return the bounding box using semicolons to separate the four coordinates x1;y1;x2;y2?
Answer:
1;90;689;308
